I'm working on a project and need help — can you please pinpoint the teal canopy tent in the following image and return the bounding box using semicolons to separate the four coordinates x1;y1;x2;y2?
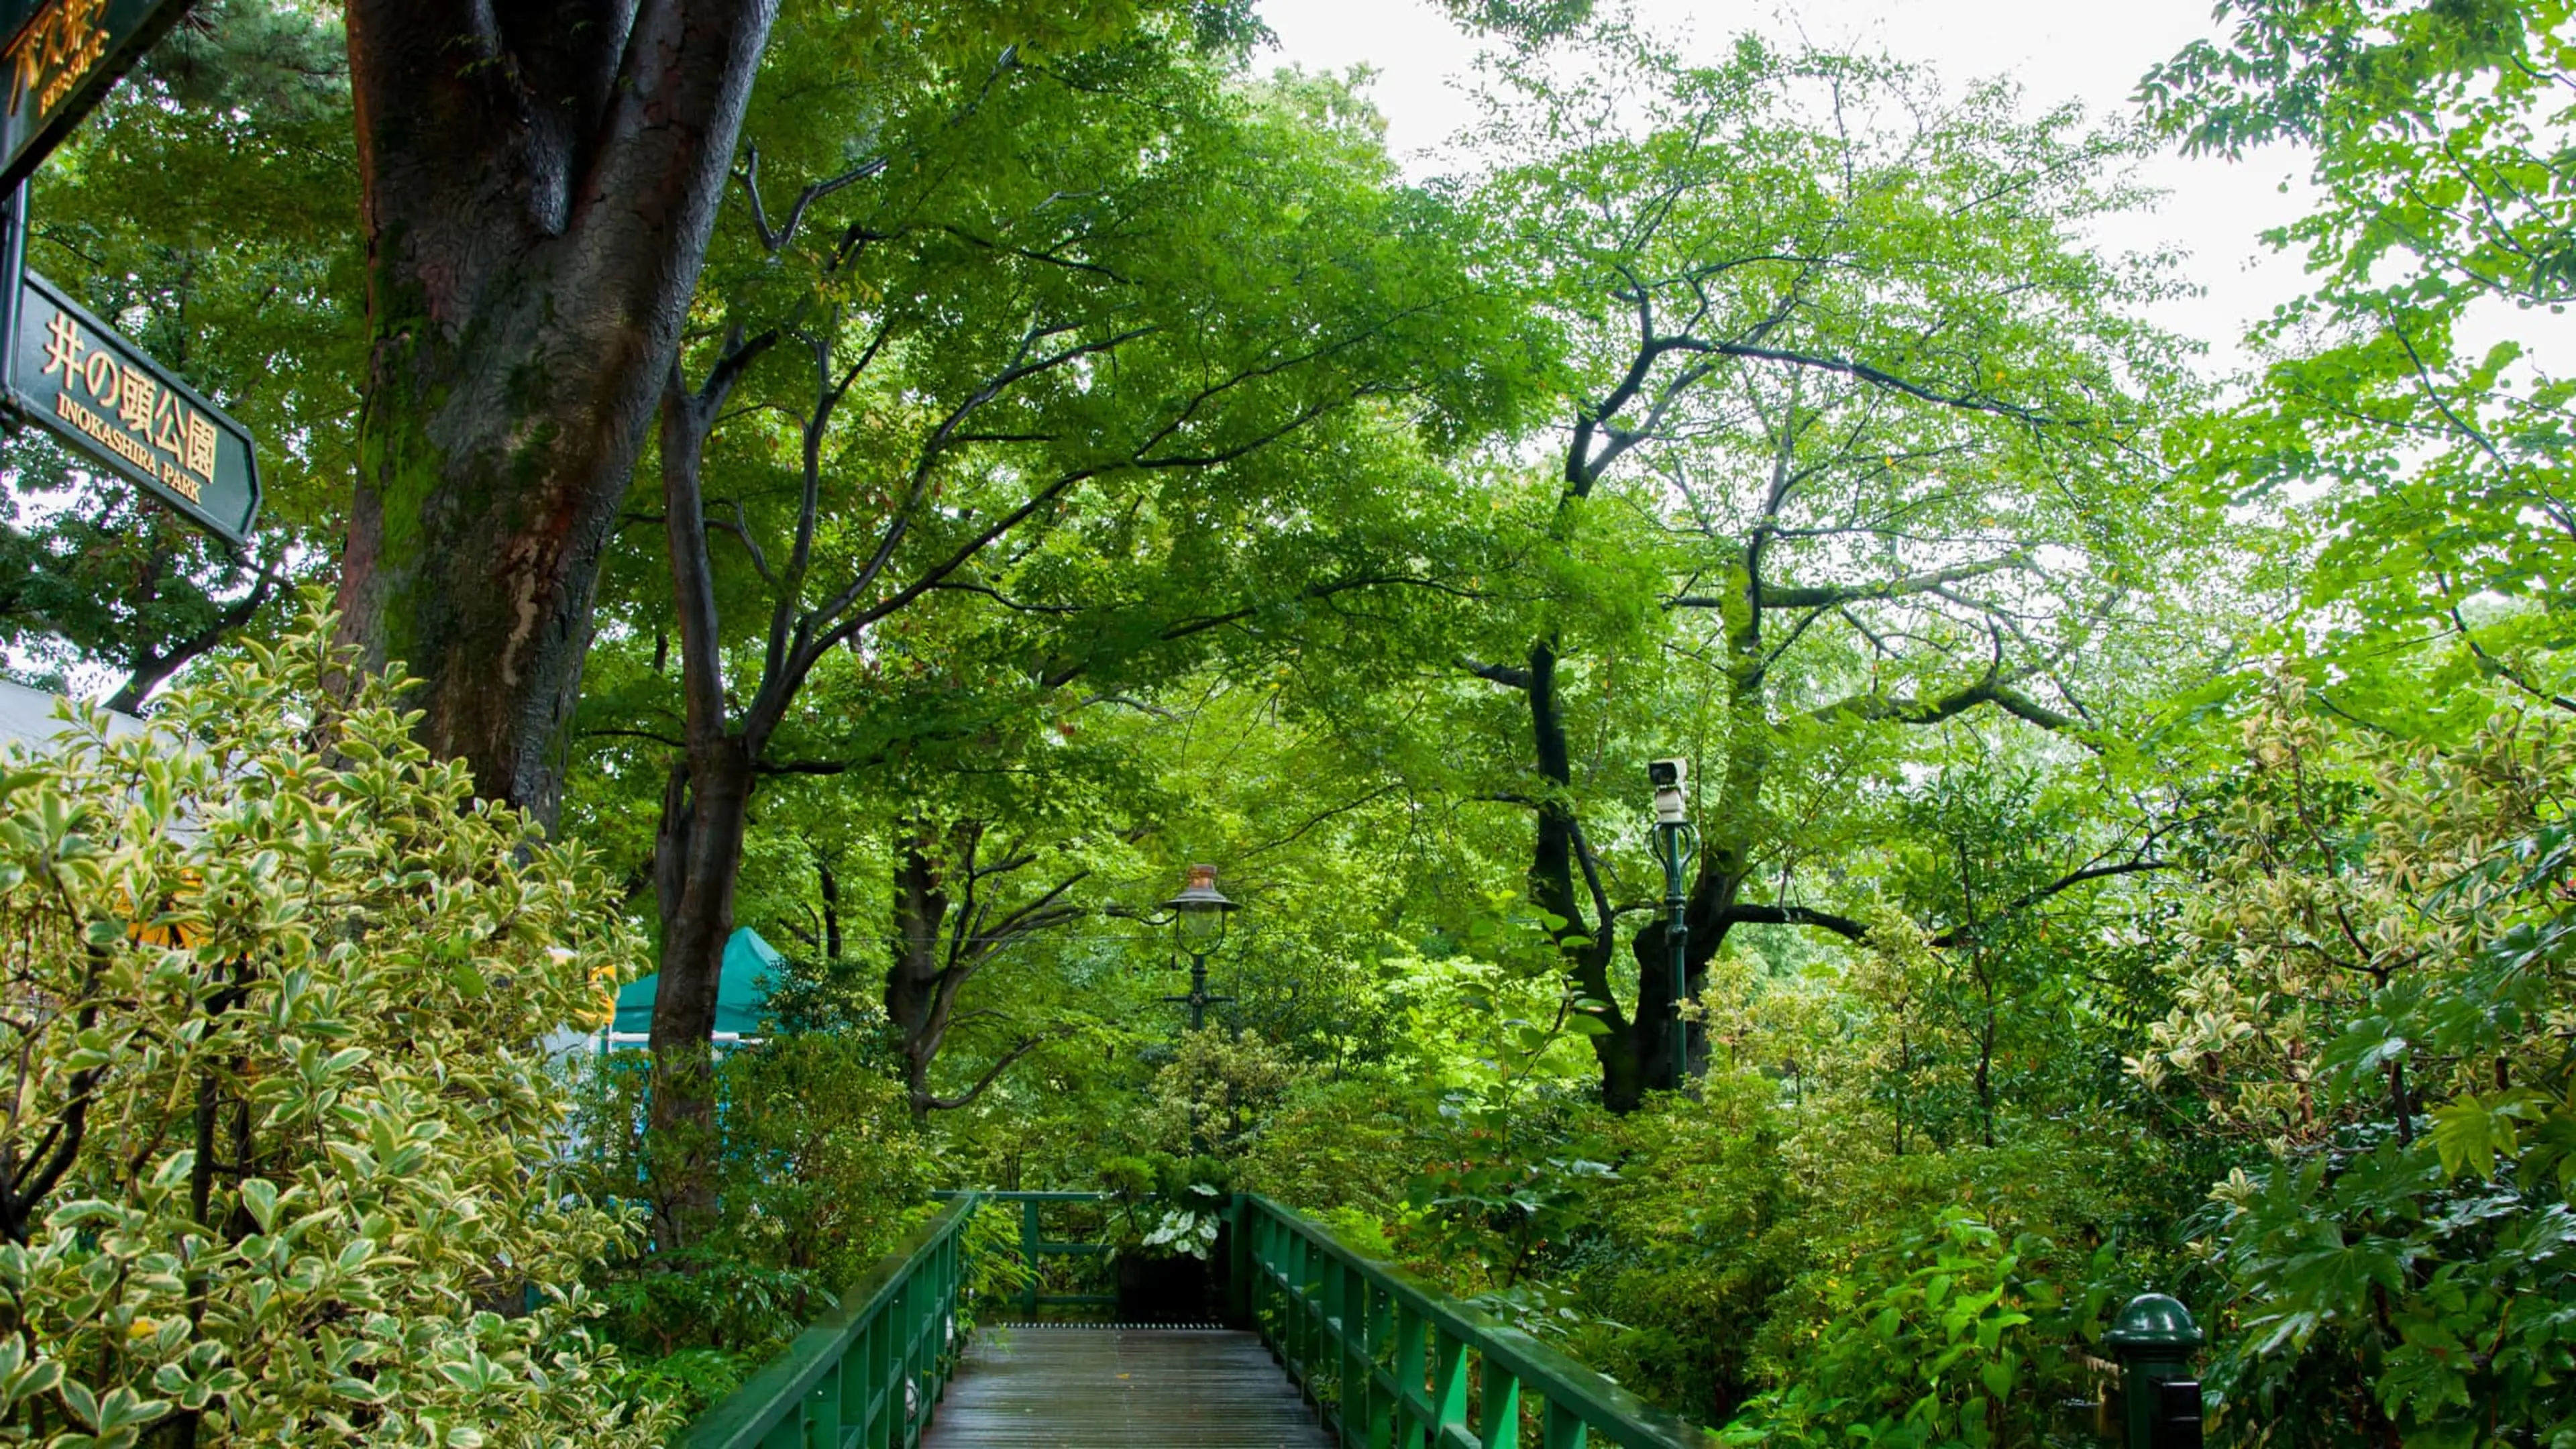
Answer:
610;927;784;1039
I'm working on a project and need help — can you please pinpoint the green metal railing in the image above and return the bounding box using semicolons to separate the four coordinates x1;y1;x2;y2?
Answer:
678;1189;1716;1448
674;1195;976;1449
1234;1195;1707;1449
933;1189;1114;1316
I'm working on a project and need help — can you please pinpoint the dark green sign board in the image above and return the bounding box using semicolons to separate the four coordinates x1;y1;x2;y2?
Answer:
7;268;258;545
0;0;193;189
0;1;252;551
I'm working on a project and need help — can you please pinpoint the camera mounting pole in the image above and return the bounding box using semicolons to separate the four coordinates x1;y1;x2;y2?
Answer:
1648;759;1698;1092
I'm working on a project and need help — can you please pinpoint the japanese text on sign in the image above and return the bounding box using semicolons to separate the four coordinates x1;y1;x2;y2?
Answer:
6;269;262;545
36;305;217;502
5;0;109;123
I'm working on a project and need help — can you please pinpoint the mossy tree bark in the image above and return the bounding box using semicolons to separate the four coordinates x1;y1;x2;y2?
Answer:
337;0;777;822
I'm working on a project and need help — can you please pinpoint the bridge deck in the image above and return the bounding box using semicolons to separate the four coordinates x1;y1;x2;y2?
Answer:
922;1325;1332;1448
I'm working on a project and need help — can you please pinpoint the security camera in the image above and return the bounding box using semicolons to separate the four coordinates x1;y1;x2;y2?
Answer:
1649;757;1688;824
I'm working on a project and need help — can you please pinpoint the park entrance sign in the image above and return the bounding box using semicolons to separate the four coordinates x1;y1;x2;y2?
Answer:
0;0;259;549
7;270;258;544
0;0;194;189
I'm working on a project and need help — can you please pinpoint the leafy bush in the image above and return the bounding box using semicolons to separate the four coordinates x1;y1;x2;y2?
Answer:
575;1028;940;1410
0;612;663;1446
1140;1029;1299;1159
2142;685;2576;1442
592;1250;833;1363
1723;1208;2070;1449
1235;1074;1431;1222
1554;1079;1797;1421
960;1201;1038;1326
1097;1151;1230;1260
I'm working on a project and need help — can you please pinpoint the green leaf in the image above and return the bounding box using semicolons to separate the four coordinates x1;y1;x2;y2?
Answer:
2428;1091;2543;1181
147;1151;196;1195
238;1179;279;1233
1978;1358;2016;1401
59;1376;99;1430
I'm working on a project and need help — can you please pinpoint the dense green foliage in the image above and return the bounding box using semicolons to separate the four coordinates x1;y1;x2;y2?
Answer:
0;0;2571;1443
0;611;662;1446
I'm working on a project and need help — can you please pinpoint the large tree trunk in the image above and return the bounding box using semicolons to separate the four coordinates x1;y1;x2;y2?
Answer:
337;0;777;820
1652;580;1774;1085
1644;860;1754;1084
1627;920;1686;1095
880;823;1073;1117
1518;588;1771;1111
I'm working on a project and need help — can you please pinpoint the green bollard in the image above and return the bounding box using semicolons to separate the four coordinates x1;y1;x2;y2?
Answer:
2104;1293;2204;1448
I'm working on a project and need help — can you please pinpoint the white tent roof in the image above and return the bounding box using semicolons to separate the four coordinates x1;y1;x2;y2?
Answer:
0;678;148;753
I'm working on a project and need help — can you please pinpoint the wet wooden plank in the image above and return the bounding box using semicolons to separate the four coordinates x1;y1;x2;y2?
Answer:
923;1326;1333;1448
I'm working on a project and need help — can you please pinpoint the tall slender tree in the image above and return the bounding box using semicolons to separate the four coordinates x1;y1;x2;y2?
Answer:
1458;36;2206;1107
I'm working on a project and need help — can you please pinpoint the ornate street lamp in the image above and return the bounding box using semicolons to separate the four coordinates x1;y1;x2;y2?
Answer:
1162;864;1238;1032
1648;759;1699;1091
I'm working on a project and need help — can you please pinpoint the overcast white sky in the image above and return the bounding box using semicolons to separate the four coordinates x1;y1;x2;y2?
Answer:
1261;0;2318;376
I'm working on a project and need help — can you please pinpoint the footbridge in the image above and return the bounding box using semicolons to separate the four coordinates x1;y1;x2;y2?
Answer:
672;1192;1707;1449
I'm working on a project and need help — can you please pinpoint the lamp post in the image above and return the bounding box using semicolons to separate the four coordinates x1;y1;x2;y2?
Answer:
1162;864;1238;1032
1648;759;1698;1091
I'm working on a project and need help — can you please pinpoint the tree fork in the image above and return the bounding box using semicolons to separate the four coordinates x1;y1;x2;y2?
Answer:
337;0;780;821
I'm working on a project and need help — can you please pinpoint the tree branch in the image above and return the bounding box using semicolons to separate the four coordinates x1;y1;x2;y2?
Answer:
1927;860;2174;947
1817;673;2077;732
922;1031;1057;1112
1701;340;2053;424
1674;555;2027;612
584;726;688;750
105;552;283;713
737;143;888;253
1718;903;1869;940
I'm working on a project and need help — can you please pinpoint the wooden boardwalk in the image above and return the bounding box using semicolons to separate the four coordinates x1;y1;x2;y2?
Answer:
922;1325;1333;1448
